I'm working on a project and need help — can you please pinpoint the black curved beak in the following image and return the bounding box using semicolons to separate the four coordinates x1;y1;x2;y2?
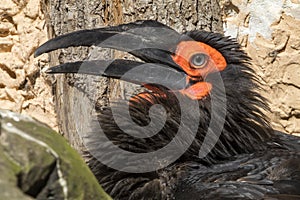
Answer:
35;20;189;90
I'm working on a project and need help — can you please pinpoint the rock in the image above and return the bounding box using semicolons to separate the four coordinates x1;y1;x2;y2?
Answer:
0;109;112;200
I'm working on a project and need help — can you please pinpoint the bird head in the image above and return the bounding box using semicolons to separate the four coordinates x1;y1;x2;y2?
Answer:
35;20;272;161
34;20;252;101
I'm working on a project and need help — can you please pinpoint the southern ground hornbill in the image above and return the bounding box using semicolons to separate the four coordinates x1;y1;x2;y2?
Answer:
35;20;300;199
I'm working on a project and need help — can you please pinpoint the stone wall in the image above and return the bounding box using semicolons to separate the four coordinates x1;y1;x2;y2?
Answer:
221;0;300;136
0;0;56;129
0;0;299;136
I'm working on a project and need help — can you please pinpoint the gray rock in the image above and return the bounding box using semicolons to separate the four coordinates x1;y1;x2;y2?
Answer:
0;109;111;200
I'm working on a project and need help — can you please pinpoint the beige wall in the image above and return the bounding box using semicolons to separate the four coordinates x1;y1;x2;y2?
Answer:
0;0;299;136
221;0;300;136
0;0;56;129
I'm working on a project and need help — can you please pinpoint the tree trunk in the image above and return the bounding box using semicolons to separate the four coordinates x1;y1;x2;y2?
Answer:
42;0;223;153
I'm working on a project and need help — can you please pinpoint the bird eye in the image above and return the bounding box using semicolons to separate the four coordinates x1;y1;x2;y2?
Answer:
189;53;208;68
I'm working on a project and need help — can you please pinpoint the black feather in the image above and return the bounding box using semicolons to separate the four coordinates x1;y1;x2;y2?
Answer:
37;20;300;200
87;30;300;199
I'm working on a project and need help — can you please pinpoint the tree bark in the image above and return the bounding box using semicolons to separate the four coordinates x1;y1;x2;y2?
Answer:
42;0;223;153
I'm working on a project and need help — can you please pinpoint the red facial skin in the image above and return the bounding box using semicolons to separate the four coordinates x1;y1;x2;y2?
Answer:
172;41;227;100
133;41;227;102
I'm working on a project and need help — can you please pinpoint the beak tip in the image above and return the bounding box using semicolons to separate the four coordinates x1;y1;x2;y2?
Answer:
34;48;42;58
34;42;50;57
45;68;53;74
45;66;59;74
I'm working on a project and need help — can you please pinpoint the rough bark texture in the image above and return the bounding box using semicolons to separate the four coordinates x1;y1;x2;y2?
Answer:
43;0;223;152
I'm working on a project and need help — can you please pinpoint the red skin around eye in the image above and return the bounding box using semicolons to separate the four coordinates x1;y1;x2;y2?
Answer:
172;41;227;77
135;41;227;101
171;41;227;100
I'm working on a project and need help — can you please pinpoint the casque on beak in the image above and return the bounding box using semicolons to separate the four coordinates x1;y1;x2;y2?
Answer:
35;20;214;99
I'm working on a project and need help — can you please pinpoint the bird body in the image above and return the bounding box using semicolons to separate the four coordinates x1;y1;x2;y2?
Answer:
35;20;300;200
